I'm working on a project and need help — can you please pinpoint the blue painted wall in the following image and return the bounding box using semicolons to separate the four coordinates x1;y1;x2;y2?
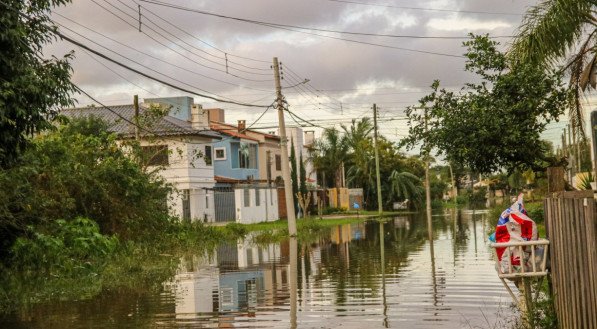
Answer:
213;139;260;180
144;96;193;121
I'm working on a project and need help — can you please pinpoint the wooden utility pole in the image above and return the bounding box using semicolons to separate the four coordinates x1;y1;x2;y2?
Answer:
133;94;140;140
373;104;383;215
273;57;296;236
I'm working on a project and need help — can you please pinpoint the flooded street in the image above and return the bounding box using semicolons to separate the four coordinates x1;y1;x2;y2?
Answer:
2;209;517;328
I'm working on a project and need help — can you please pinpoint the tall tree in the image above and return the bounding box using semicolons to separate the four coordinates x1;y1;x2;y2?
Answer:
403;35;569;175
309;128;348;188
299;151;307;196
289;138;299;215
0;0;76;168
509;0;595;138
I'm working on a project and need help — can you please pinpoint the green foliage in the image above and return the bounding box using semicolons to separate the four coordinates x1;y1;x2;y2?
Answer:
0;116;171;254
299;151;307;196
11;218;118;275
289;138;299;215
223;222;248;238
0;0;76;168
388;171;424;209
309;128;349;188
403;35;569;175
525;202;545;224
577;171;594;190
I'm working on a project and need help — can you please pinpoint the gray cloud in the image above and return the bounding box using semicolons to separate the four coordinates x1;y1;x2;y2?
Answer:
44;0;537;142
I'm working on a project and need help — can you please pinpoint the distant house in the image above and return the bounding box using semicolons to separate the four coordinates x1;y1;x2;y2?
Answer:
209;118;282;184
209;116;280;223
61;96;221;222
287;127;318;187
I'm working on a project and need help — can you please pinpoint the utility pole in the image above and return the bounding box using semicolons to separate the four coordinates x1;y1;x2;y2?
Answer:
133;94;140;141
373;104;383;215
273;57;296;236
424;108;432;242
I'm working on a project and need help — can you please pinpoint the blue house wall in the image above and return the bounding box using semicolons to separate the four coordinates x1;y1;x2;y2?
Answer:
213;138;259;181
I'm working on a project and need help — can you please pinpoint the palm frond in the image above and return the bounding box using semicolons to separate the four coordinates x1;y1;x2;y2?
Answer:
510;0;593;66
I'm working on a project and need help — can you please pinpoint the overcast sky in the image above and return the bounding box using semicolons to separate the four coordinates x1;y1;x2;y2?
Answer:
46;0;579;149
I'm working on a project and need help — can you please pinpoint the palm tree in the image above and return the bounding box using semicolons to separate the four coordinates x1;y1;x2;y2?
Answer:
388;170;424;209
509;0;595;138
309;128;349;188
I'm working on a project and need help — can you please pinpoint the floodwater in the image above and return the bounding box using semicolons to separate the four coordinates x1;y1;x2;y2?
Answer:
2;209;519;328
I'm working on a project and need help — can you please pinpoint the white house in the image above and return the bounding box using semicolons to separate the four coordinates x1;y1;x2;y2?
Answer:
62;96;222;222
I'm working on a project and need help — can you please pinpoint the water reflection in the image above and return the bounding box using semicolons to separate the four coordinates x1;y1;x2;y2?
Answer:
2;210;516;328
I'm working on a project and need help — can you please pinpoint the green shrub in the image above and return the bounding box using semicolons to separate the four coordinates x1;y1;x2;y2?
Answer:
11;218;118;275
322;207;344;215
224;222;248;238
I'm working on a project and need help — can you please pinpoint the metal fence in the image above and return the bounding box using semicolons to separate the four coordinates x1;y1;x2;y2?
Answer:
544;190;597;329
214;188;236;222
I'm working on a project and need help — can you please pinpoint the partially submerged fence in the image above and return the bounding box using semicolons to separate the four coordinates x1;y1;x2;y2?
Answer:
544;191;597;329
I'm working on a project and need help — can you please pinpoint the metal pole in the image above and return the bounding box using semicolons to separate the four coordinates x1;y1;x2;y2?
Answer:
373;104;383;215
273;57;296;235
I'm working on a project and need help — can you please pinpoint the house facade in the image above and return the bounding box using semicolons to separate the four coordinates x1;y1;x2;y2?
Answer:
209;118;280;223
62;96;221;223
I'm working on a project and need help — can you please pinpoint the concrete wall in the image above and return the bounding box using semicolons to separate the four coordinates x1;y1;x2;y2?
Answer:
234;188;279;224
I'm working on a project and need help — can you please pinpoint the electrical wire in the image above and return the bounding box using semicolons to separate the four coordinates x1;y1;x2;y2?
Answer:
80;49;161;97
327;0;522;16
56;29;271;108
139;0;466;58
127;0;271;66
53;12;272;92
117;0;271;74
75;84;276;146
90;0;273;82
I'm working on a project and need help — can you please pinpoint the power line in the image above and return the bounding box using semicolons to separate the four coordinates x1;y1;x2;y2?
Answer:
90;0;273;82
128;0;271;66
80;49;160;97
55;30;271;108
139;0;466;58
327;0;522;16
117;0;271;74
75;85;275;146
53;12;271;92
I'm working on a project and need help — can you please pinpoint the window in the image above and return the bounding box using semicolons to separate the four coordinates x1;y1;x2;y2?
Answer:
238;142;258;169
182;189;191;221
255;189;260;206
244;189;250;207
275;154;281;171
205;194;209;209
204;145;212;165
142;145;169;166
214;147;226;160
220;288;233;307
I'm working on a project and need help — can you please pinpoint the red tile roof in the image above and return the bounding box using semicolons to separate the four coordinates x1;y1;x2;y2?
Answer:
210;121;280;141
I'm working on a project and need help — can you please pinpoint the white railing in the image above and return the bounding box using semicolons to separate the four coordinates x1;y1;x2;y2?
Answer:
490;239;550;278
489;239;550;305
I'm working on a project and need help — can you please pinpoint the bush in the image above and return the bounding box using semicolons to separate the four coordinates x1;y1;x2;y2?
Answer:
0;116;171;255
11;218;118;275
322;207;345;215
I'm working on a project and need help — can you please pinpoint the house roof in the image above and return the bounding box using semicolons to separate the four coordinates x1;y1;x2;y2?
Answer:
210;122;262;142
209;121;280;142
61;105;222;139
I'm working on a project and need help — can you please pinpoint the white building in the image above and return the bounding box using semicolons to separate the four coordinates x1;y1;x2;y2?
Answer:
63;96;222;222
286;127;318;187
